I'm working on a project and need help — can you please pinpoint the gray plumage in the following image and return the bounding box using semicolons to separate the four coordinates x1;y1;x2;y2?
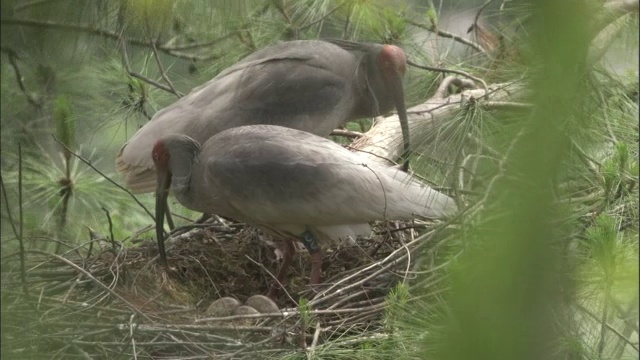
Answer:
153;125;456;292
158;125;456;244
118;40;410;193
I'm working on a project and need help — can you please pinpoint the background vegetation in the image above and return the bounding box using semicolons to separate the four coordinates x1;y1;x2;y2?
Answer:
1;0;638;359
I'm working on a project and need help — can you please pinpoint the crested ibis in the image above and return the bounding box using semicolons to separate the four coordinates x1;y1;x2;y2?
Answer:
152;125;456;297
118;39;411;194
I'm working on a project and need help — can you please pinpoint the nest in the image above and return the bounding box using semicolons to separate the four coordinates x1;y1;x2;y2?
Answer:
1;217;445;359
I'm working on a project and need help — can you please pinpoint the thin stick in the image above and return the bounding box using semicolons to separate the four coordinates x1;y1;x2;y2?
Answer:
101;207;116;248
52;135;155;223
298;2;345;31
1;47;41;107
129;314;138;360
18;143;28;295
151;41;182;98
119;38;177;96
405;18;486;53
330;129;363;139
307;320;322;356
244;255;296;304
1;18;212;61
0;172;19;241
27;249;153;322
407;60;489;95
577;303;639;352
473;0;495;28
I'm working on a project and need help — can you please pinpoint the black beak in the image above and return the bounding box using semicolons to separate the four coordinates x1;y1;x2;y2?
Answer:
390;74;410;171
156;170;172;267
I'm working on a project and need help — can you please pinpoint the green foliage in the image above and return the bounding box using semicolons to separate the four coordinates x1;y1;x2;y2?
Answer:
298;297;314;325
425;1;438;28
123;0;175;36
53;95;75;154
580;214;638;304
0;0;637;358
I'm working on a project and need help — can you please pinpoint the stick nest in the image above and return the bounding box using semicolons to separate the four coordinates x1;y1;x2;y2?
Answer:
2;218;445;359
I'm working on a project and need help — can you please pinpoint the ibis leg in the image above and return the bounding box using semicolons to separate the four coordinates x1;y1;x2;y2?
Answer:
309;250;324;285
300;230;323;285
164;200;175;230
194;213;211;224
267;238;295;299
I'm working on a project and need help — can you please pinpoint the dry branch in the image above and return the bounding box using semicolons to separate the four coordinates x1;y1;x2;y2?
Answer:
349;80;526;165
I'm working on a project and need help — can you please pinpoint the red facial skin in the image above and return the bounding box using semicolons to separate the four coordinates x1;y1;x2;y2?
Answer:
377;45;407;77
152;140;170;171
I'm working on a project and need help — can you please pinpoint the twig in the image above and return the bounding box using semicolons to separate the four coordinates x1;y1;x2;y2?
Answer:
432;75;477;99
0;172;19;239
372;224;427;235
101;207;116;249
151;41;182;98
330;129;364;139
481;101;533;111
405;18;486;53
467;0;498;53
18;143;28;295
129;314;138;360
244;255;296;304
0;18;215;61
407;60;489;95
119;37;178;96
298;2;345;31
1;46;42;108
26;250;153;322
473;0;495;29
345;144;398;166
51;135;155;223
577;303;639;352
307;320;322;356
162;31;238;51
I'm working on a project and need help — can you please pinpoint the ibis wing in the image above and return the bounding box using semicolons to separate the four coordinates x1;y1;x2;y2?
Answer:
198;126;449;226
116;41;357;192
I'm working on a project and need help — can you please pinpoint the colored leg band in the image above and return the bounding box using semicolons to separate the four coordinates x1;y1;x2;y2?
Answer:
301;230;320;254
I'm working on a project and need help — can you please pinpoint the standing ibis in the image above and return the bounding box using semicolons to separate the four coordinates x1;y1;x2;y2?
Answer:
152;125;456;297
117;39;411;194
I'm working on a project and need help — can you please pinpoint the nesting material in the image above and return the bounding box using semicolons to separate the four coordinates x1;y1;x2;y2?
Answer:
1;218;445;359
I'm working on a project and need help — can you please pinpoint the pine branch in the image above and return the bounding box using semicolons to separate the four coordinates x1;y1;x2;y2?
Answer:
0;47;42;108
404;18;487;54
51;135;156;224
0;17;221;62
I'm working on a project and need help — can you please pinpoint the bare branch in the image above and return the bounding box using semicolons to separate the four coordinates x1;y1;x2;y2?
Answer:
0;47;42;108
298;2;346;31
150;42;183;98
481;101;533;111
330;129;364;139
432;76;477;99
51;135;155;223
404;18;486;53
349;81;525;166
28;249;154;323
407;59;489;97
119;38;179;96
0;17;219;61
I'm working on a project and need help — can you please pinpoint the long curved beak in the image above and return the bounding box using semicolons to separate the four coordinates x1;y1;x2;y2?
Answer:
390;74;410;171
156;170;172;267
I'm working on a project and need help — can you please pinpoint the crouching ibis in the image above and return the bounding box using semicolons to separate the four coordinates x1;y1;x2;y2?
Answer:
152;125;456;297
117;39;411;194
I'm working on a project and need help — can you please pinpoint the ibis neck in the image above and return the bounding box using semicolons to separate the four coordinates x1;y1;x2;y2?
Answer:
356;53;394;118
168;145;200;209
